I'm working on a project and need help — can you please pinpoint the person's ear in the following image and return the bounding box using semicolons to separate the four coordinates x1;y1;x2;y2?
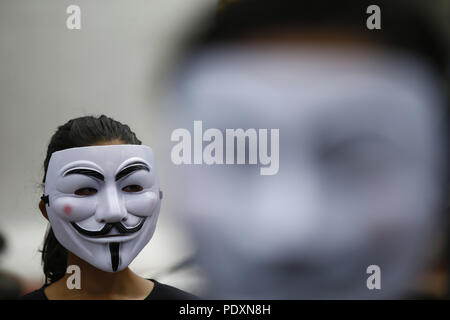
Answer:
39;200;48;221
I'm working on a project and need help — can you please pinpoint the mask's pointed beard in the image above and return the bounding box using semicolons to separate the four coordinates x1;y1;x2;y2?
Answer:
109;242;120;272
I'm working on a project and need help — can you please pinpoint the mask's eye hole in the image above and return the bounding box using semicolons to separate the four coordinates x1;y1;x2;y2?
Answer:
122;185;144;193
74;187;98;196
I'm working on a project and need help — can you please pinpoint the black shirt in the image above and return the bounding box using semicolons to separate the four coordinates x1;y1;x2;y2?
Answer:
21;279;197;300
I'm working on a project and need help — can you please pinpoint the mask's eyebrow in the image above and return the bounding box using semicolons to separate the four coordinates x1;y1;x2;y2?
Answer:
64;168;104;181
115;162;150;181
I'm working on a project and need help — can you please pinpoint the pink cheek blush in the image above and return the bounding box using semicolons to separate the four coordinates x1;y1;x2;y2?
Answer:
63;205;72;215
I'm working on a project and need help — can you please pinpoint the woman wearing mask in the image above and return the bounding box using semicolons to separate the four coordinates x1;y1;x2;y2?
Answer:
22;115;196;300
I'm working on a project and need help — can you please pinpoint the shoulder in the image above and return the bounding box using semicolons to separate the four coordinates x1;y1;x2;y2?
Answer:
146;279;199;300
21;286;48;300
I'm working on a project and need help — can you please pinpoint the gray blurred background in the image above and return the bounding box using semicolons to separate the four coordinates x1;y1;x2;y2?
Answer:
0;0;215;295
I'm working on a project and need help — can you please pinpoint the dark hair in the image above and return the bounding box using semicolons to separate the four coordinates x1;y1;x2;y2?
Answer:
40;115;141;284
180;0;448;78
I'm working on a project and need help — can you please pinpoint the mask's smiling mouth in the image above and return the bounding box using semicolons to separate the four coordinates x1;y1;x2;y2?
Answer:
71;218;146;238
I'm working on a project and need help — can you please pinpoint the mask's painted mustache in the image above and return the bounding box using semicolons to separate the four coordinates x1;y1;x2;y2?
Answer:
71;218;146;238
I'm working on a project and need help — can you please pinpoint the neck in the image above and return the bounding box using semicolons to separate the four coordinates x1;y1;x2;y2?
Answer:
66;252;136;294
45;252;153;299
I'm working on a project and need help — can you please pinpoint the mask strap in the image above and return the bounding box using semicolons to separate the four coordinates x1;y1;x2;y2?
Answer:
40;190;159;207
41;194;49;206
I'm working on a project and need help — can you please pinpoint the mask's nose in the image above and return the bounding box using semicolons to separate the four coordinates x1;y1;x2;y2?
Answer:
95;183;126;223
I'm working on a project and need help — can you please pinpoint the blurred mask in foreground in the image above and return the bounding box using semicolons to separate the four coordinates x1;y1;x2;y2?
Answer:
167;45;448;299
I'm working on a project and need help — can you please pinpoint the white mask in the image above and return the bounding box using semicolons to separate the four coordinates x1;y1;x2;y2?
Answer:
169;47;447;298
42;144;161;272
